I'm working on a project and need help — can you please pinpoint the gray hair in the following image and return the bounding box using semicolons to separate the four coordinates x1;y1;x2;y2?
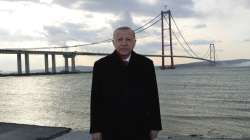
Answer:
113;26;135;38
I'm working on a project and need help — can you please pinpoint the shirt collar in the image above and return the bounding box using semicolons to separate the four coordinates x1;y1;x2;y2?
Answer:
123;54;131;62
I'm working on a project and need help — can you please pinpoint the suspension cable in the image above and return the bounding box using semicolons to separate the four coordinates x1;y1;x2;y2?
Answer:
162;15;194;57
201;48;210;58
170;14;200;58
135;18;161;34
18;14;161;50
133;14;161;32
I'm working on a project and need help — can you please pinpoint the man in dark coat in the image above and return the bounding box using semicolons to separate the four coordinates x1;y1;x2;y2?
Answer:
90;26;162;140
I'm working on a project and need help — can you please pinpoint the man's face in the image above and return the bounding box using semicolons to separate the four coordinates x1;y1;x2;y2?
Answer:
113;29;136;58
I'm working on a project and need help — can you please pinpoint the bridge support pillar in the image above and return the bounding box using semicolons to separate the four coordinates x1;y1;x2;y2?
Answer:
63;53;76;73
17;53;22;74
209;44;216;64
25;53;30;74
44;53;49;73
51;54;56;73
71;56;76;72
64;57;69;72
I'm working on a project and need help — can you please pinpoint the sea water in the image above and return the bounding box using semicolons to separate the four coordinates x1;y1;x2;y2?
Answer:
0;66;250;138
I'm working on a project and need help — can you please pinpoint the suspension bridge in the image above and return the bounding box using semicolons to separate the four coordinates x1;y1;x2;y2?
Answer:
0;10;216;75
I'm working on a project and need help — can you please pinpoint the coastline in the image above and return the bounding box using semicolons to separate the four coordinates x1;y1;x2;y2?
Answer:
53;130;250;140
1;122;249;140
0;71;92;77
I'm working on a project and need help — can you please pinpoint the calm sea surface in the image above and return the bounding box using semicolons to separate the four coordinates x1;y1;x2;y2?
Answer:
0;67;250;138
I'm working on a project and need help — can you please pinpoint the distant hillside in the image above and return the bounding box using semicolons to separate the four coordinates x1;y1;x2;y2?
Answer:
216;59;250;67
175;59;250;68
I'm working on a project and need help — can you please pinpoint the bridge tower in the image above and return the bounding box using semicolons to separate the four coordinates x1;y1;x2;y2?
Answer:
161;10;175;69
209;43;216;63
63;52;77;73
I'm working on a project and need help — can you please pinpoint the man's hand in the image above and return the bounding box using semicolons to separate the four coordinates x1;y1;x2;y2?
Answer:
91;132;102;140
150;130;159;140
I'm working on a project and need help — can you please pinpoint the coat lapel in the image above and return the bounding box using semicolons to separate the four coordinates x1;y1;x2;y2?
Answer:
110;50;137;68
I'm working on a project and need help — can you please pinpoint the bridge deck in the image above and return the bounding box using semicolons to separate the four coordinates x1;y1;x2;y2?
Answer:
0;49;212;62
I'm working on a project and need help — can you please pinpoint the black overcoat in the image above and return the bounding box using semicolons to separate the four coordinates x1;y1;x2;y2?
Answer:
90;51;162;140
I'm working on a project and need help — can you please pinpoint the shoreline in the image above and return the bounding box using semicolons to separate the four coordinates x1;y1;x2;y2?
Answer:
54;130;250;140
0;122;71;140
0;122;249;140
0;71;92;77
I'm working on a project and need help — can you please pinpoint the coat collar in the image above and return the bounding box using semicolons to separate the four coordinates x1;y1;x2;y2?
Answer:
111;50;137;66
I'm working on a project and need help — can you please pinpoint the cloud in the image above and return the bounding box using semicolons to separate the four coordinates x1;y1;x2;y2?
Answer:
0;9;14;14
246;0;250;8
53;0;83;8
43;22;111;46
243;39;250;42
193;24;207;29
43;23;87;46
0;28;9;36
233;0;250;9
190;39;212;46
0;27;47;49
135;42;160;54
189;40;221;47
110;11;138;30
53;0;196;18
43;25;68;45
0;0;56;3
0;0;40;3
0;28;41;42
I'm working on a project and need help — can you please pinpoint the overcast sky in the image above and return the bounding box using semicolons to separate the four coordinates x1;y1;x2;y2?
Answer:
0;0;250;71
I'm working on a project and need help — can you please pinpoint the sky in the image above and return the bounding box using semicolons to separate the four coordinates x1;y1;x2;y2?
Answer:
0;0;250;72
